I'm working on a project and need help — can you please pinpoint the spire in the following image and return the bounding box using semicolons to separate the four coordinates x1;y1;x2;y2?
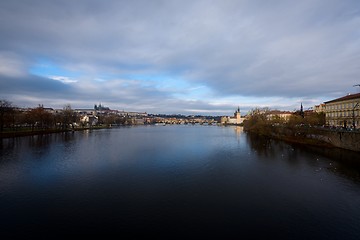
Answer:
237;106;240;113
300;103;304;118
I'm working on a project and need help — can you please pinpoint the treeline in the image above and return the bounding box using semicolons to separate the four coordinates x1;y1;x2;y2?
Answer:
243;107;325;135
0;100;76;132
0;99;128;133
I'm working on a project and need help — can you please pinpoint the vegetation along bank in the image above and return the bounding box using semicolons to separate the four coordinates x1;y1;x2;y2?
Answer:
243;108;360;152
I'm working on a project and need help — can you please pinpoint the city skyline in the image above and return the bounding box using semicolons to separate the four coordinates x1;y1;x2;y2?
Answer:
1;0;360;115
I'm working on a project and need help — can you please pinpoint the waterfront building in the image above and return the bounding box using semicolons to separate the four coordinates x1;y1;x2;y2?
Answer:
80;115;98;126
324;93;360;128
221;107;245;125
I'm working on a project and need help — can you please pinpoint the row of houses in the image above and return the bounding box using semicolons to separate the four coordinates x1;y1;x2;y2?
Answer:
36;106;148;126
75;108;148;125
26;93;360;128
220;92;360;128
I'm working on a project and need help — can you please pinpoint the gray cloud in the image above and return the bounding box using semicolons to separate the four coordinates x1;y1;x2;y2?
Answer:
0;0;359;114
0;74;71;95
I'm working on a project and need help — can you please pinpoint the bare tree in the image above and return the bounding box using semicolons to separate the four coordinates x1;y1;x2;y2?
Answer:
25;105;54;130
61;104;76;129
0;99;15;132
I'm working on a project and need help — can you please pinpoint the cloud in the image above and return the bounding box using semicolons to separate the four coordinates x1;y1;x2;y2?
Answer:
0;0;359;114
0;74;72;97
0;51;28;77
49;76;78;84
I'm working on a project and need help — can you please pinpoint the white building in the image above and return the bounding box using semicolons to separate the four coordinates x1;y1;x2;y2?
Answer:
221;107;245;125
80;115;98;126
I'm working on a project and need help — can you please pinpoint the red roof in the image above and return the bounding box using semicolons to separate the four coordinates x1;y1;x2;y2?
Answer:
324;93;360;104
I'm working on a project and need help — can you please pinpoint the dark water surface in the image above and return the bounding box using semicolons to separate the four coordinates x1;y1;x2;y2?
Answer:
1;125;360;238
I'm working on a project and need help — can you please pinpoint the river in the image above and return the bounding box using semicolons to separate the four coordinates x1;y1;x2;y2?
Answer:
1;125;360;238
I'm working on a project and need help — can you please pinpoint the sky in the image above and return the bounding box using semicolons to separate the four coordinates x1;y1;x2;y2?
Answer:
0;0;360;115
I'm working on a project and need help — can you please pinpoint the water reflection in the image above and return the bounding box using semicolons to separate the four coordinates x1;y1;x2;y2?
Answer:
0;126;360;238
245;131;360;183
301;145;360;183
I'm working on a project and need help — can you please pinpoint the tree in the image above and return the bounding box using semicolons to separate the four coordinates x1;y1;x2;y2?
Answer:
288;114;304;126
243;107;270;133
0;99;15;132
304;112;325;126
61;104;76;129
25;105;54;130
102;114;116;126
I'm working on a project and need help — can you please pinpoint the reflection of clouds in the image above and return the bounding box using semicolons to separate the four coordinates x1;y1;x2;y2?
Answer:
0;132;77;190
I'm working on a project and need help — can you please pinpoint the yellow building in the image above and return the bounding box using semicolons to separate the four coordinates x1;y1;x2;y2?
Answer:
314;103;325;113
266;110;293;122
324;93;360;128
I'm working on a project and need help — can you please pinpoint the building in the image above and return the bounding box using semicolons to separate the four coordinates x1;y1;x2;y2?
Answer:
221;107;245;125
74;109;96;116
314;103;325;113
80;115;98;126
266;110;293;122
324;93;360;128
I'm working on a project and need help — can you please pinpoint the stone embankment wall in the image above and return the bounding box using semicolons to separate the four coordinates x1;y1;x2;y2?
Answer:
308;130;360;152
257;126;360;152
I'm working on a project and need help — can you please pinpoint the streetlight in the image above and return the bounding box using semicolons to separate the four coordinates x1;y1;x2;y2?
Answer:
353;102;359;129
354;84;360;93
352;84;360;129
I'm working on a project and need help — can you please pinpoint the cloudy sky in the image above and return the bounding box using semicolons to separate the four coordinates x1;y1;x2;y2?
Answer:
0;0;359;115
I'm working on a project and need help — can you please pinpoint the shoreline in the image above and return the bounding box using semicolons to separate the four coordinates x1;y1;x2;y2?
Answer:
244;125;360;152
0;126;110;139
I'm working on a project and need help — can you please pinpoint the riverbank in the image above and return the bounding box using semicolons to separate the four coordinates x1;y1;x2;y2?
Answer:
244;125;360;152
0;126;110;139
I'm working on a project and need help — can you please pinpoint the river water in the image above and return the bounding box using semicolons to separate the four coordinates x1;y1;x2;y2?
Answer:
1;125;360;238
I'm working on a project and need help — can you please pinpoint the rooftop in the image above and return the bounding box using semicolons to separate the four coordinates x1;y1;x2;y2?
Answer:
324;93;360;104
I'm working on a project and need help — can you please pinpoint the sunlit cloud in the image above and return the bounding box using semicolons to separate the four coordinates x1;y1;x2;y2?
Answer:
49;76;78;84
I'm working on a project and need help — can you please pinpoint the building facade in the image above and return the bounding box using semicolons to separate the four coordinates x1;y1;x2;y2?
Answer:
314;103;325;113
266;110;293;122
324;93;360;128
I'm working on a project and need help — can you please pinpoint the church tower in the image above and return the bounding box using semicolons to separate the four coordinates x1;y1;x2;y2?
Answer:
235;106;241;124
